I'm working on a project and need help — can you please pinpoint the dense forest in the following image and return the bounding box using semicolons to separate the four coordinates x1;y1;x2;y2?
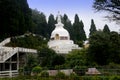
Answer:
1;0;120;78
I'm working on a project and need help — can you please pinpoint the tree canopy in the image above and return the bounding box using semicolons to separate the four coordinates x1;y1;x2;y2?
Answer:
73;14;86;43
88;30;120;65
103;24;110;34
32;9;48;38
89;19;97;36
66;49;87;68
47;14;56;38
93;0;120;23
0;0;33;39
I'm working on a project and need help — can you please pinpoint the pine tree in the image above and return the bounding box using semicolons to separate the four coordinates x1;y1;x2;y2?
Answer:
79;20;86;41
62;14;73;40
32;9;47;38
103;24;110;34
47;14;56;38
73;14;81;42
0;0;32;39
89;19;97;36
73;14;86;42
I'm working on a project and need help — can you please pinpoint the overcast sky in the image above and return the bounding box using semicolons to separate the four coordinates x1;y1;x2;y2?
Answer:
27;0;119;36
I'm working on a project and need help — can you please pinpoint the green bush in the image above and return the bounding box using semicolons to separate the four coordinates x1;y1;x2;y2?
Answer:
40;71;49;77
18;68;24;75
55;71;66;79
32;66;42;75
69;72;79;80
110;76;120;80
92;76;103;80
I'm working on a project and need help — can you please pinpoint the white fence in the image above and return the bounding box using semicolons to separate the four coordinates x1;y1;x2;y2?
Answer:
0;70;18;77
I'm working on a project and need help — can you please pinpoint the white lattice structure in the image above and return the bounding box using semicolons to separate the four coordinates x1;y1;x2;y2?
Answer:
0;37;37;77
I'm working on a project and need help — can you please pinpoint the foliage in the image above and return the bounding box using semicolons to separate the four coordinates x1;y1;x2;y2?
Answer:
6;34;47;49
76;39;84;47
55;71;66;79
62;14;73;40
0;0;33;39
79;20;87;41
73;14;86;43
88;30;110;65
73;66;87;76
2;75;120;80
51;55;65;67
38;46;65;69
108;31;120;63
66;49;87;68
32;66;42;74
89;19;97;36
69;72;79;80
40;71;49;77
88;30;120;65
110;76;120;80
37;46;56;67
18;68;24;76
24;54;38;75
32;9;48;38
103;24;110;34
93;0;120;23
47;14;56;39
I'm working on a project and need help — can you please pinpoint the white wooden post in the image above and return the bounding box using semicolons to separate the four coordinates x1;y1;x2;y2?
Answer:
9;58;12;77
17;52;19;71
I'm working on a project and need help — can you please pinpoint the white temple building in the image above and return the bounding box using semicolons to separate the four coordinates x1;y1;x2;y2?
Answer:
48;13;81;54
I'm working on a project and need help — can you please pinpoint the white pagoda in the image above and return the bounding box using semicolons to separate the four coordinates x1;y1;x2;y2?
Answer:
48;13;81;54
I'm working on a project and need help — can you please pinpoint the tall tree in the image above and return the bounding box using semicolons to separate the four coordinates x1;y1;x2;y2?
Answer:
66;49;87;68
93;0;120;23
47;14;56;38
89;19;97;36
108;31;120;63
103;24;110;34
0;0;33;39
32;9;47;38
62;14;73;40
37;46;56;67
88;30;120;65
73;14;81;41
88;30;110;65
79;20;87;41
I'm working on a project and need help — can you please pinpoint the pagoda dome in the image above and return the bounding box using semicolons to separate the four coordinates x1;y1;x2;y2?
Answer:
50;13;70;40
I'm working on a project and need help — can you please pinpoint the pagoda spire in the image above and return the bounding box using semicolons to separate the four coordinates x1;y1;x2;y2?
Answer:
57;11;62;24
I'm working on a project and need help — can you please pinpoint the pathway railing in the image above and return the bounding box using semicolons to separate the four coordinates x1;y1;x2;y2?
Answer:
0;70;18;77
0;47;37;63
0;38;11;46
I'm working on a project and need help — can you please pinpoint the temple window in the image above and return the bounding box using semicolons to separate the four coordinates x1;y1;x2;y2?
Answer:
60;36;68;40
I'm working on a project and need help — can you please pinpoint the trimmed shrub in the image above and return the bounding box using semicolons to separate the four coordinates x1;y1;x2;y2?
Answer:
92;76;103;80
40;71;49;77
69;72;79;80
110;76;120;80
55;71;66;79
32;66;42;75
